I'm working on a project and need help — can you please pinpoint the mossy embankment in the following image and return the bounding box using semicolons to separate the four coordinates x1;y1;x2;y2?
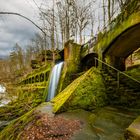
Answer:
125;66;140;81
0;66;140;140
0;103;81;140
0;102;43;140
0;66;108;139
0;88;46;122
52;67;107;113
0;107;37;140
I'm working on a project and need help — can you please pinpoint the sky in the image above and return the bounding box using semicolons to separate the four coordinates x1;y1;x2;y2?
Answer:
0;0;45;58
0;0;107;59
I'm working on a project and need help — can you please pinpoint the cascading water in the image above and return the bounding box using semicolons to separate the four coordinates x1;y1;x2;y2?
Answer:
47;62;64;101
0;84;11;107
0;85;6;94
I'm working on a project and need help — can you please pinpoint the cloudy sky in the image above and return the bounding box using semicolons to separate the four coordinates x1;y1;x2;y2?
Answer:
0;0;106;59
0;0;46;58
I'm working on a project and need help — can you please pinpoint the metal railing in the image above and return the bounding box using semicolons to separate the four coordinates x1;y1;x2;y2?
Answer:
94;57;140;89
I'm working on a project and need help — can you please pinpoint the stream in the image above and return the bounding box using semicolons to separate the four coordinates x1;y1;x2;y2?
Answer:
0;85;11;107
0;85;17;107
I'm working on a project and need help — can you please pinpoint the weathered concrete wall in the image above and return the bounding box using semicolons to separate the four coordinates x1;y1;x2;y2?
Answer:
64;40;81;72
58;40;82;92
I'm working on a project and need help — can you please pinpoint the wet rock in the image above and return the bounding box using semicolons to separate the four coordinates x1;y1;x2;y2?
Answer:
125;116;140;140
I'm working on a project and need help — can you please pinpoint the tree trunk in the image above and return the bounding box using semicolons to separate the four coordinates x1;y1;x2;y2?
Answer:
111;0;115;19
79;29;82;44
108;0;111;25
103;0;106;29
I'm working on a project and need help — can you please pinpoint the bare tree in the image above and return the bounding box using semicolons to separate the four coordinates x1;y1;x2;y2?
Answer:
39;0;95;47
75;1;91;44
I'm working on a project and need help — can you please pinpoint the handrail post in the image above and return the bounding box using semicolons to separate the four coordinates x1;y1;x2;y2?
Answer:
95;57;97;67
117;71;120;88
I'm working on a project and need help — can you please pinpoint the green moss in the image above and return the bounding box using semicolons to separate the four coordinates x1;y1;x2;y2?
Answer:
0;109;35;140
52;67;107;113
93;12;140;59
80;11;140;59
88;114;96;125
125;67;140;81
58;41;82;92
0;102;51;140
0;88;45;122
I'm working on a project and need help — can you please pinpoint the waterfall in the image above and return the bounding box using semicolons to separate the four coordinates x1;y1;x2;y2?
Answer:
47;62;64;101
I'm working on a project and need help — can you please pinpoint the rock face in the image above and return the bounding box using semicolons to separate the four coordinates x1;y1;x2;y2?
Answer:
52;67;107;113
125;116;140;140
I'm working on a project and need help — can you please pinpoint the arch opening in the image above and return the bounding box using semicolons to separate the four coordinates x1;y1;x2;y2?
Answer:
125;48;140;70
81;53;98;71
40;73;44;82
104;24;140;71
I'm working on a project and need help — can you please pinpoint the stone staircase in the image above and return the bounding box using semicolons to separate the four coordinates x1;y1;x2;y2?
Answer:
101;69;140;108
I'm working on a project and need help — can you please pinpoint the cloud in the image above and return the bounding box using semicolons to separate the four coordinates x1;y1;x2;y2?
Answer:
0;0;44;58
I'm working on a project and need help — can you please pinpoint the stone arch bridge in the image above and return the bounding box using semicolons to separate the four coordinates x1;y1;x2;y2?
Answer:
19;0;140;88
81;11;140;71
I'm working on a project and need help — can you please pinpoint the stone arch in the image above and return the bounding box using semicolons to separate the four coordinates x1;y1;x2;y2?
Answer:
103;24;140;71
35;75;39;82
29;78;32;84
81;53;98;71
40;73;44;82
26;79;29;84
32;77;35;83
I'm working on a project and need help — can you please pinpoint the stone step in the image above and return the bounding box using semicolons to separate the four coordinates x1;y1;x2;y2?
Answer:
121;86;140;93
125;116;140;140
101;70;140;96
102;73;109;77
106;86;116;90
105;77;116;81
110;81;119;86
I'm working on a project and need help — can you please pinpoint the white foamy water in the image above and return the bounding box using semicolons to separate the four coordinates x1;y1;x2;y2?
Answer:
47;62;64;101
0;85;6;93
0;99;11;107
0;84;12;107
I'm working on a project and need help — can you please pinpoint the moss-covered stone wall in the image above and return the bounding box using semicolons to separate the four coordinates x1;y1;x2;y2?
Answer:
52;67;107;113
94;12;140;68
81;9;140;70
0;103;49;140
0;88;46;122
58;40;82;92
